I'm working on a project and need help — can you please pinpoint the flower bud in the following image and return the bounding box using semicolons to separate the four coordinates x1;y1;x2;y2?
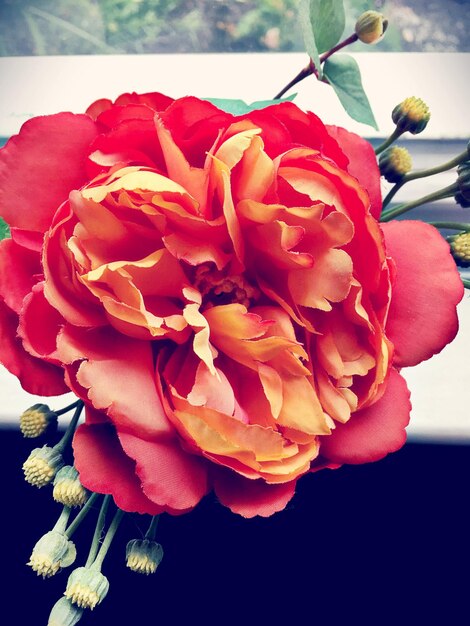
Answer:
126;539;164;575
28;530;76;578
450;232;470;267
53;466;89;508
379;146;413;182
455;161;470;208
65;567;109;610
48;597;83;626
392;97;430;135
23;445;64;487
355;10;388;44
20;403;58;438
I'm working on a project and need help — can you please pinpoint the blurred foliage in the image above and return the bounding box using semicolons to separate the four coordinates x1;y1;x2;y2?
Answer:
0;0;469;56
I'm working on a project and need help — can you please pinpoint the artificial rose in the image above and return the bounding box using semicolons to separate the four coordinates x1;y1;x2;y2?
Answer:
0;93;463;517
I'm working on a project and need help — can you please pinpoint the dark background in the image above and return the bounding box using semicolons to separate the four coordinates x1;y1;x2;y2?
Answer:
3;429;469;625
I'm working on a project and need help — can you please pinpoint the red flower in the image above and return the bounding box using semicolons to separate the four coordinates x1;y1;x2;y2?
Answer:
0;93;463;517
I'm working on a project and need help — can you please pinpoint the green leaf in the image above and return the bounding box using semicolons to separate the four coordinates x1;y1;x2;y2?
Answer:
203;94;296;115
323;54;378;130
0;217;10;241
309;0;345;54
299;0;321;78
249;94;297;110
299;0;346;79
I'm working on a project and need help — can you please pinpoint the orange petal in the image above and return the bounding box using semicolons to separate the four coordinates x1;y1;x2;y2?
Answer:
163;231;231;270
288;248;353;311
183;302;217;375
234;134;274;202
277;374;331;435
155;114;209;212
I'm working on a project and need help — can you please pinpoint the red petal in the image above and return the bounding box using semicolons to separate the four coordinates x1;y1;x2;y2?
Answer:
159;97;232;167
320;368;410;464
56;325;173;439
0;239;41;313
114;91;174;110
118;432;210;511
73;423;166;515
95;92;174;129
0;113;98;232
86;118;164;176
0;299;68;395
10;228;44;252
243;109;292;158
85;98;113;121
267;103;349;169
213;467;297;518
326;125;382;219
18;283;64;363
382;221;463;367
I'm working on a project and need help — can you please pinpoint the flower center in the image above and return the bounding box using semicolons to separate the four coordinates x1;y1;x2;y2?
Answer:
194;264;259;308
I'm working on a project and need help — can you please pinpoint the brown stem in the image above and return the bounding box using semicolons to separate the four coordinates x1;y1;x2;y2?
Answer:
273;33;359;100
273;59;316;100
319;33;358;64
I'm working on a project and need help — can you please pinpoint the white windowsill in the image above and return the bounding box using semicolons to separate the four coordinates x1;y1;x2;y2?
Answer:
0;52;469;138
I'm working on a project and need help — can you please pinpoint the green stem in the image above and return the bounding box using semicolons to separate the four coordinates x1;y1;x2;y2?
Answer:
85;495;110;568
91;508;125;571
380;183;458;222
429;222;470;231
66;492;100;539
54;401;84;454
144;515;160;541
381;181;404;209
55;400;81;417
53;506;72;534
382;149;469;210
405;149;468;181
462;278;470;289
375;127;403;155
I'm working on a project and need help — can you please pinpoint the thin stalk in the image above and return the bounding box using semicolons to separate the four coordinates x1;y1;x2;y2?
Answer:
53;506;72;534
381;180;404;209
404;149;468;180
55;400;81;417
85;495;111;568
91;508;125;571
429;222;470;231
382;149;468;209
462;278;470;289
374;127;403;155
319;33;358;64
54;401;83;454
274;62;314;100
380;183;458;222
144;515;160;541
66;492;101;539
26;6;120;53
273;32;358;99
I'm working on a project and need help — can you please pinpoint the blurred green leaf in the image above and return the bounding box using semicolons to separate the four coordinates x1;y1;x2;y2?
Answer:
204;94;296;115
0;217;10;241
299;0;345;78
323;54;378;129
